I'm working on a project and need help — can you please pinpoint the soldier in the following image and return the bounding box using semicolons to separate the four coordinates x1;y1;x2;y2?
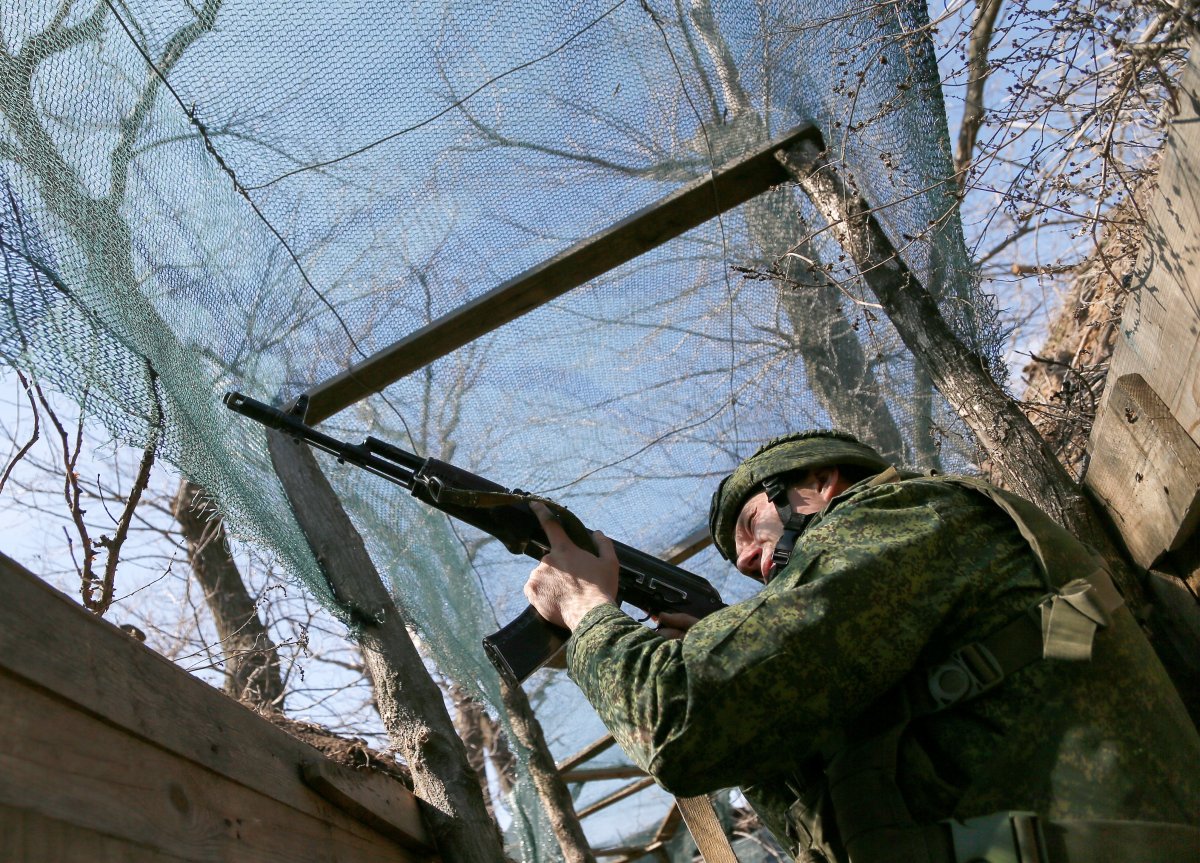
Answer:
524;430;1200;862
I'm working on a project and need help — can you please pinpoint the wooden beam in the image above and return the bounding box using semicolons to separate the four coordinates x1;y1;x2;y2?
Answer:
556;734;618;774
1085;374;1200;568
576;777;658;819
561;764;647;783
652;804;684;843
1096;46;1200;447
594;841;665;859
1086;45;1200;570
302;760;435;852
660;525;711;565
304;124;818;424
267;434;506;863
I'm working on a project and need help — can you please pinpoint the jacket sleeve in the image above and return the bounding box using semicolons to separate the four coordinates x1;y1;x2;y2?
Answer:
565;481;1011;796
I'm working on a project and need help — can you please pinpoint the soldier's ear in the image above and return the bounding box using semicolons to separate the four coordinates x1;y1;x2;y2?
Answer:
813;467;841;502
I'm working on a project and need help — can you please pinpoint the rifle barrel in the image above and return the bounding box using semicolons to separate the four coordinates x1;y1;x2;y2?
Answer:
223;391;420;489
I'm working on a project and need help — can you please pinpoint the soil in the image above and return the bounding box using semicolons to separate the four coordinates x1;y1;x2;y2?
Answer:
265;710;413;788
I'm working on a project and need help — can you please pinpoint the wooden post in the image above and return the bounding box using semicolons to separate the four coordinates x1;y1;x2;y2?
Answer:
1085;42;1200;579
267;431;508;863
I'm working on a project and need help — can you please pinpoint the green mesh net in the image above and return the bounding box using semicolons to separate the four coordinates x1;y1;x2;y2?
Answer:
1;1;1002;857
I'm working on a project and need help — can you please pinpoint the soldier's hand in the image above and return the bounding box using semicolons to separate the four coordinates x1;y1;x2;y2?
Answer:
524;501;619;631
653;612;699;640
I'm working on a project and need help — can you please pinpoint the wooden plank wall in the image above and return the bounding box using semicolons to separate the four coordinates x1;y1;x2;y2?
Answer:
1086;42;1200;574
0;552;433;863
1084;43;1200;698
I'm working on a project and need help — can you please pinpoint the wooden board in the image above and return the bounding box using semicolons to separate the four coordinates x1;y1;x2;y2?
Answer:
1086;44;1200;565
1;670;409;862
0;552;432;861
1086;374;1200;567
302;124;818;424
1;808;194;863
1098;47;1200;438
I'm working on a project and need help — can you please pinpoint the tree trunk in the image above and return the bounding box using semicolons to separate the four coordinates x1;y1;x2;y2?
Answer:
173;479;285;710
451;682;496;816
499;676;597;863
776;137;1145;605
267;431;508;863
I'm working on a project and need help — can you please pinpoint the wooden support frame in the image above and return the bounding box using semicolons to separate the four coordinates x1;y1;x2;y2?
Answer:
561;765;647;783
661;525;712;565
576;778;658;819
556;734;619;774
303;123;818;424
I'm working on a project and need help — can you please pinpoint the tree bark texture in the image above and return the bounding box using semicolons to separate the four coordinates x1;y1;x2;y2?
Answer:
451;683;499;818
173;479;285;710
499;676;598;863
267;431;507;863
451;683;519;819
776;138;1145;604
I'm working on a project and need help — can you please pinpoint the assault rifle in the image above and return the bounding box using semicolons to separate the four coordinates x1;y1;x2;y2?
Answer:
224;391;725;683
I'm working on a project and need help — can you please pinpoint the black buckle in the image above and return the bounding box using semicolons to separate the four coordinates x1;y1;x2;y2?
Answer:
927;642;1004;710
762;475;788;503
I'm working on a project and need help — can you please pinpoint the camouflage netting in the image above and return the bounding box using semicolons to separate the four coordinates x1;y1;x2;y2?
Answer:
1;1;1001;857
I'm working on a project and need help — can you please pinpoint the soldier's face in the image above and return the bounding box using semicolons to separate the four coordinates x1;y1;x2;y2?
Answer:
733;470;840;583
733;491;785;583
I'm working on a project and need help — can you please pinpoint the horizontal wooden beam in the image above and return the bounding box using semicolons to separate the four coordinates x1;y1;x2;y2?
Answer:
576;777;658;819
303;123;818;424
660;525;711;565
594;840;665;859
561;764;646;783
555;733;618;774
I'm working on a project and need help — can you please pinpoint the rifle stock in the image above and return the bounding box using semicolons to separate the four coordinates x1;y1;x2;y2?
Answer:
224;391;725;682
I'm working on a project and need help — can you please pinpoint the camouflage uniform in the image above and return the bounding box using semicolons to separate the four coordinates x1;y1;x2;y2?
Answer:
566;466;1200;861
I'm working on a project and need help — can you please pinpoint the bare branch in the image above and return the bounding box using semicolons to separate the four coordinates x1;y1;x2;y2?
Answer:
92;363;162;615
0;370;39;496
955;0;1005;188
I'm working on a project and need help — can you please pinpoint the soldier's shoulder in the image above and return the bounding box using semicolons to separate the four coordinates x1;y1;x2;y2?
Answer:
836;470;994;514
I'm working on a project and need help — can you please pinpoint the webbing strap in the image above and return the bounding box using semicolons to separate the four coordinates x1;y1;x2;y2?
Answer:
909;567;1124;717
1040;569;1123;661
676;795;740;863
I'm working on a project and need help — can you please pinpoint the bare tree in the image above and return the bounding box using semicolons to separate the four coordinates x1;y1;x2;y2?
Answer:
173;478;286;710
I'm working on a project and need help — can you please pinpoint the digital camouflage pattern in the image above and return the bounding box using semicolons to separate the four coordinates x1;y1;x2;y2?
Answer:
708;430;892;562
567;475;1200;861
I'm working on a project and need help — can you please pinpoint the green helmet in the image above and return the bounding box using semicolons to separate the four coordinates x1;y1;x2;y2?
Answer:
708;430;891;562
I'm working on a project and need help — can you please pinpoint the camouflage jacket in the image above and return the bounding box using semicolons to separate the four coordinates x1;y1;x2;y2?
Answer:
566;475;1200;859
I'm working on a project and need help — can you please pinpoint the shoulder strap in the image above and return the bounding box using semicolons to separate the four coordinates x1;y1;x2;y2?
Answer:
676;795;740;862
909;566;1124;717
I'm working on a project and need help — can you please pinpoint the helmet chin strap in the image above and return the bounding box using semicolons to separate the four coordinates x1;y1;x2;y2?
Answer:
762;475;817;581
769;508;816;580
